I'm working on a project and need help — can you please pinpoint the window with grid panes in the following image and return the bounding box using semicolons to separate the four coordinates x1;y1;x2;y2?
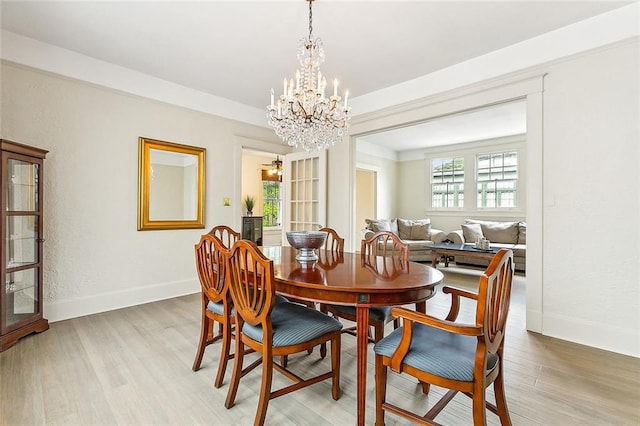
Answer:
431;157;464;208
476;151;518;208
262;180;282;227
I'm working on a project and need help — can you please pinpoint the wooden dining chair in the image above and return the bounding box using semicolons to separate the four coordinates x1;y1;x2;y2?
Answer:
207;225;240;248
224;240;343;426
373;249;514;425
319;226;345;254
192;226;239;377
192;234;234;389
325;231;409;344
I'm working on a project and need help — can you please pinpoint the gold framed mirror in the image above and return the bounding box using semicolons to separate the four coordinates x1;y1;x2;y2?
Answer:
138;137;205;230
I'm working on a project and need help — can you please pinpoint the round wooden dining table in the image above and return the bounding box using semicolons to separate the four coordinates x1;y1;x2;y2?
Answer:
260;246;444;426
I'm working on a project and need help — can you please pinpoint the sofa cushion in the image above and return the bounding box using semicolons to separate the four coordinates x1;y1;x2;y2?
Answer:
466;219;519;244
518;221;527;245
366;218;399;235
403;240;435;251
461;223;484;243
398;218;431;240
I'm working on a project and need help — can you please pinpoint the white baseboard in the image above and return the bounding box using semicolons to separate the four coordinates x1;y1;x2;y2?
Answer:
526;308;543;332
44;279;199;323
543;312;639;358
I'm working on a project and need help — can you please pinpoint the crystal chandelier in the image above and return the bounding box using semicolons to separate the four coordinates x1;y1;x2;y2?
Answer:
266;0;351;152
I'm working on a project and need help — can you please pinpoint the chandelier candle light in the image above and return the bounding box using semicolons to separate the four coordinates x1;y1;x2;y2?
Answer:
267;0;351;152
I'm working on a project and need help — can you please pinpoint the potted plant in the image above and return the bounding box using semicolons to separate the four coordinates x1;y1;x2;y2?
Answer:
243;195;255;216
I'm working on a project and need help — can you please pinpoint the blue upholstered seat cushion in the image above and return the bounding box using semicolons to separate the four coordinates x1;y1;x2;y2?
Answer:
373;324;498;382
207;295;288;315
242;302;343;347
206;300;225;315
329;305;392;322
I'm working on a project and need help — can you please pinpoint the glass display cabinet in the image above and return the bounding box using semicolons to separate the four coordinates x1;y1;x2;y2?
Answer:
1;139;49;351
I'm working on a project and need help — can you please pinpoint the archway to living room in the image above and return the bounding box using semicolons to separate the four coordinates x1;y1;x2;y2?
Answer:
348;74;544;334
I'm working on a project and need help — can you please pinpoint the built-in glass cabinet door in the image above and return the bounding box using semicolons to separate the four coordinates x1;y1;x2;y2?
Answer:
7;158;40;212
5;159;40;325
1;139;48;351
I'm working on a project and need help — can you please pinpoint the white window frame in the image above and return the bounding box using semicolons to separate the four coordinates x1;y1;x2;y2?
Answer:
262;180;282;227
426;138;526;215
429;156;465;210
476;151;519;210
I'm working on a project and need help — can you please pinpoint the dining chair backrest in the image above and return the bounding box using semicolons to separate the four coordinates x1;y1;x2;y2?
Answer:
195;234;230;304
207;225;241;249
361;231;408;263
226;239;276;327
319;227;345;254
360;252;409;281
473;248;514;355
318;227;345;269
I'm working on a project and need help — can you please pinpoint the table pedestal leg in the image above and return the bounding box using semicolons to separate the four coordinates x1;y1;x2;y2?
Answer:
356;306;369;426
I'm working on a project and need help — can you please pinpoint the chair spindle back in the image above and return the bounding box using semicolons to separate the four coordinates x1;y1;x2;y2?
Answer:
207;225;241;249
226;240;276;327
194;234;230;303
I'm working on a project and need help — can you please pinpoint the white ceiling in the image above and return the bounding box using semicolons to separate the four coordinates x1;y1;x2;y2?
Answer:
1;1;630;151
357;99;527;151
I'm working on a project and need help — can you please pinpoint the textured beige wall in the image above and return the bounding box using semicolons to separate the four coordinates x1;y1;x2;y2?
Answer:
1;62;281;321
540;40;639;356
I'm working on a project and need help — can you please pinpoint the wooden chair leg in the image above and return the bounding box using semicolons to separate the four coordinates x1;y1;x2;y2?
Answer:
373;322;384;343
493;368;512;425
375;355;387;426
393;318;400;329
225;335;245;409
192;314;210;371
319;305;329;358
214;320;232;388
472;381;487;426
331;335;341;400
255;348;274;426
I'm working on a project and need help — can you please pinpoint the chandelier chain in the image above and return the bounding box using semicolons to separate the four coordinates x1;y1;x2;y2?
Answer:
308;0;313;40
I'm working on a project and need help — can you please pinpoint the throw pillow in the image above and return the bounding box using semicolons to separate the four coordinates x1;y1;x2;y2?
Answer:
465;219;519;244
462;223;484;243
397;219;412;239
397;218;432;240
365;218;398;235
409;223;431;240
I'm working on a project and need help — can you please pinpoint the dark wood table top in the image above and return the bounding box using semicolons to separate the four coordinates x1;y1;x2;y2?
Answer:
261;246;444;306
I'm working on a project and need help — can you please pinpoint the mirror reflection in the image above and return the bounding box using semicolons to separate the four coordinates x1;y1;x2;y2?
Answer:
138;137;205;230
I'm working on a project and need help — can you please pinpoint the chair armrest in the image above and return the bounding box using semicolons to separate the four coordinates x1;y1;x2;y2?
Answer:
429;228;447;243
388;307;482;372
443;286;478;321
447;230;464;244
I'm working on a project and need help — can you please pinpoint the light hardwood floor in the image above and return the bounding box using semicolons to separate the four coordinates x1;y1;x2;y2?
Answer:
1;266;639;425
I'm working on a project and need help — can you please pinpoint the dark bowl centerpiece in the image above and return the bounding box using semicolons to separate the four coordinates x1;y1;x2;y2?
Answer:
286;230;328;262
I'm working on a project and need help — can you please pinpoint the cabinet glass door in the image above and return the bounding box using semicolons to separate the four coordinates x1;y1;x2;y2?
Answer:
6;216;38;268
5;269;38;326
7;158;39;211
3;156;41;330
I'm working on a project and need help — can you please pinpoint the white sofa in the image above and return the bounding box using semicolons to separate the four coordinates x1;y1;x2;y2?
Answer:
362;218;447;262
447;219;526;271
